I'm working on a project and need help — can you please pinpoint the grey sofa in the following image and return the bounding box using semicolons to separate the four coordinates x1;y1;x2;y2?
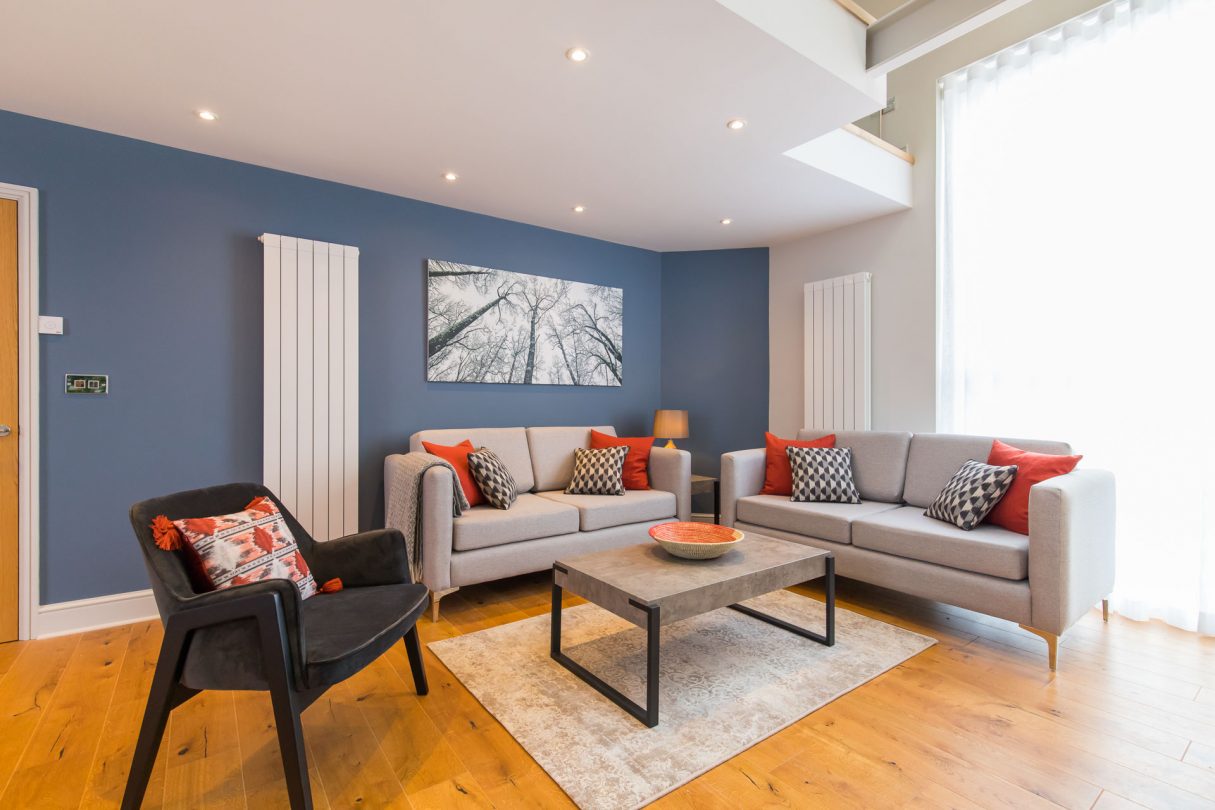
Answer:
721;431;1115;669
386;426;691;620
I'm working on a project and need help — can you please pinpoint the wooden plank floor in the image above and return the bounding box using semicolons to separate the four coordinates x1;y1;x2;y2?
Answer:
0;574;1213;809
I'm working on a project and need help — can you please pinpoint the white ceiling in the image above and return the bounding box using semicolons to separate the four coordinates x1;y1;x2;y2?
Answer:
0;0;900;251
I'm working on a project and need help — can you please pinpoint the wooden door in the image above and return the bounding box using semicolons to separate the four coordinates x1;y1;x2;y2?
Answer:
0;199;17;641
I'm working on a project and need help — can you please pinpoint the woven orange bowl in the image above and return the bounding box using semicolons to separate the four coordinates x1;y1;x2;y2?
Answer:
649;522;744;560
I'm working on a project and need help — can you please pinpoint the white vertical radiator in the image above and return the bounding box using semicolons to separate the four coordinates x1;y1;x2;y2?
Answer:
262;233;359;541
803;272;871;431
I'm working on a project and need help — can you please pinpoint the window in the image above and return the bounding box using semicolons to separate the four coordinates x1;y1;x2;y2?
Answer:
938;0;1215;632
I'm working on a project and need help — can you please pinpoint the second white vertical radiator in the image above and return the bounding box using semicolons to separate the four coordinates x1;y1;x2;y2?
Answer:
262;233;359;541
804;272;871;432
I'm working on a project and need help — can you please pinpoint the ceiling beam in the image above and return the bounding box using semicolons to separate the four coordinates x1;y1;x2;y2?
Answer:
866;0;1033;74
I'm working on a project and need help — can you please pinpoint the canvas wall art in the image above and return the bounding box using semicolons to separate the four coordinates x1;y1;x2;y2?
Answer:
426;260;623;386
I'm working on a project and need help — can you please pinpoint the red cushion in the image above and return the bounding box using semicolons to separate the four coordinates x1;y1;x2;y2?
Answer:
761;432;836;496
590;429;655;490
421;439;485;507
985;439;1082;535
173;496;318;599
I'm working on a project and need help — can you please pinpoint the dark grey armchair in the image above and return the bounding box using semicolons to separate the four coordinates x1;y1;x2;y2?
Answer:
124;483;429;810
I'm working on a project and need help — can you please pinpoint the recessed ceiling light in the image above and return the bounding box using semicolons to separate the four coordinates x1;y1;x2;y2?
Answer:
565;47;590;63
720;218;732;225
726;118;747;131
197;110;218;122
572;205;586;213
443;171;459;182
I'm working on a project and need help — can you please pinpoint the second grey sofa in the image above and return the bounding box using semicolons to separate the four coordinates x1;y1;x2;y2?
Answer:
387;426;691;620
722;430;1115;670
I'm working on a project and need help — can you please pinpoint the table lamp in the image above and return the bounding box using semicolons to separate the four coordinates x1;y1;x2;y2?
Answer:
653;409;688;449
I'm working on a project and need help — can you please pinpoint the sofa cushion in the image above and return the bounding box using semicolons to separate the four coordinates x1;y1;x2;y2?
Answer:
412;427;535;493
788;446;861;504
735;496;902;544
985;439;1082;535
535;489;676;532
923;459;1018;531
452;493;579;551
527;426;617;492
852;506;1028;580
902;433;1072;509
798;430;912;503
467;448;519;510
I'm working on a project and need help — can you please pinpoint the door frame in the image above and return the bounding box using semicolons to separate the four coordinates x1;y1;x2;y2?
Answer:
1;183;39;641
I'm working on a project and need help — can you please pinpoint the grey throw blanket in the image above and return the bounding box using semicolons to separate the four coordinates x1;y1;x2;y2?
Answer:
384;452;470;582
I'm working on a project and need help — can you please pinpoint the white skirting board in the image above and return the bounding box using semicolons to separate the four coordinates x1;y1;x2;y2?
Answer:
35;589;159;639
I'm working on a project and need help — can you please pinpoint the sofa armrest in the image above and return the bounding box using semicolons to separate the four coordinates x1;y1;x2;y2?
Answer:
385;454;455;593
721;448;766;527
649;447;691;522
1027;468;1116;635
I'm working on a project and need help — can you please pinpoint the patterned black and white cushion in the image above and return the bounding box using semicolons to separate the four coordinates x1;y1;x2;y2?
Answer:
924;459;1018;531
565;446;628;496
787;446;862;504
466;448;519;510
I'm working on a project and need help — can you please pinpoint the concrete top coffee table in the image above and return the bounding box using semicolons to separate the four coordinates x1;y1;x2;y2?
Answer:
551;531;834;727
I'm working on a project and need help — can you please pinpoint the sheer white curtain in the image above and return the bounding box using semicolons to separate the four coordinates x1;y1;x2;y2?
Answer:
938;0;1215;633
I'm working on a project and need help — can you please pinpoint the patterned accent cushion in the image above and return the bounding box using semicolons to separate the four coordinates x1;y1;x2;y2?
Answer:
173;496;317;599
924;459;1018;531
565;446;628;496
787;446;861;504
467;447;519;510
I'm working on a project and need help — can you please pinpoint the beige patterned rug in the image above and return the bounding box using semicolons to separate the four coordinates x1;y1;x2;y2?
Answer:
429;589;935;809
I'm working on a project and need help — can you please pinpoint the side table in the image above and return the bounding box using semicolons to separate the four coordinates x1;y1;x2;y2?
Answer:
690;474;720;524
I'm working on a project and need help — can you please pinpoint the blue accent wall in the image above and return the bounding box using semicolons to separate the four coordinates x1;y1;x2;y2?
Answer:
0;110;669;604
660;249;769;513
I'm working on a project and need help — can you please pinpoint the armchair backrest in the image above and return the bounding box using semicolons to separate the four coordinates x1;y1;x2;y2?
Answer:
129;482;318;621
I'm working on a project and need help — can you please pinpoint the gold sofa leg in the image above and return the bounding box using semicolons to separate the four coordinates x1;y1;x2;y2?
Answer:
1018;625;1059;672
1102;598;1110;622
430;588;458;622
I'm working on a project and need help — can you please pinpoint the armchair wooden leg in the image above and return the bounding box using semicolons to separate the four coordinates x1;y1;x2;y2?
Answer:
122;624;193;810
1102;598;1110;622
403;625;429;695
268;683;311;810
1018;624;1059;672
429;587;458;622
258;600;313;810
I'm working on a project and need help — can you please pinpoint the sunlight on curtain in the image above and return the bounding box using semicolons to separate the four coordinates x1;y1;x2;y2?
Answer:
938;0;1215;633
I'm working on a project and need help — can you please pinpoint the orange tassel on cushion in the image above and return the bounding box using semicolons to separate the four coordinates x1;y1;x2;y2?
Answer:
150;515;182;551
320;578;343;593
246;496;276;514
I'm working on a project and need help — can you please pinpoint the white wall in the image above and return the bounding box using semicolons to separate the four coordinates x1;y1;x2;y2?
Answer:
769;0;1108;437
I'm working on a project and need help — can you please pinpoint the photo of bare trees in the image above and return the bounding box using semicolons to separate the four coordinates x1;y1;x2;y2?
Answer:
426;260;623;386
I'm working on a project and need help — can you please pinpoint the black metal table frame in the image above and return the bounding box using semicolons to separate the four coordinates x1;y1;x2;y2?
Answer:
549;556;835;728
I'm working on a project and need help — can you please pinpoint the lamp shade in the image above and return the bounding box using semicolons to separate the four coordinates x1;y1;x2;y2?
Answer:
653;409;688;439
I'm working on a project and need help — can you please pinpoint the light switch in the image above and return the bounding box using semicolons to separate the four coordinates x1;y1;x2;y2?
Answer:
38;315;64;335
65;374;108;395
